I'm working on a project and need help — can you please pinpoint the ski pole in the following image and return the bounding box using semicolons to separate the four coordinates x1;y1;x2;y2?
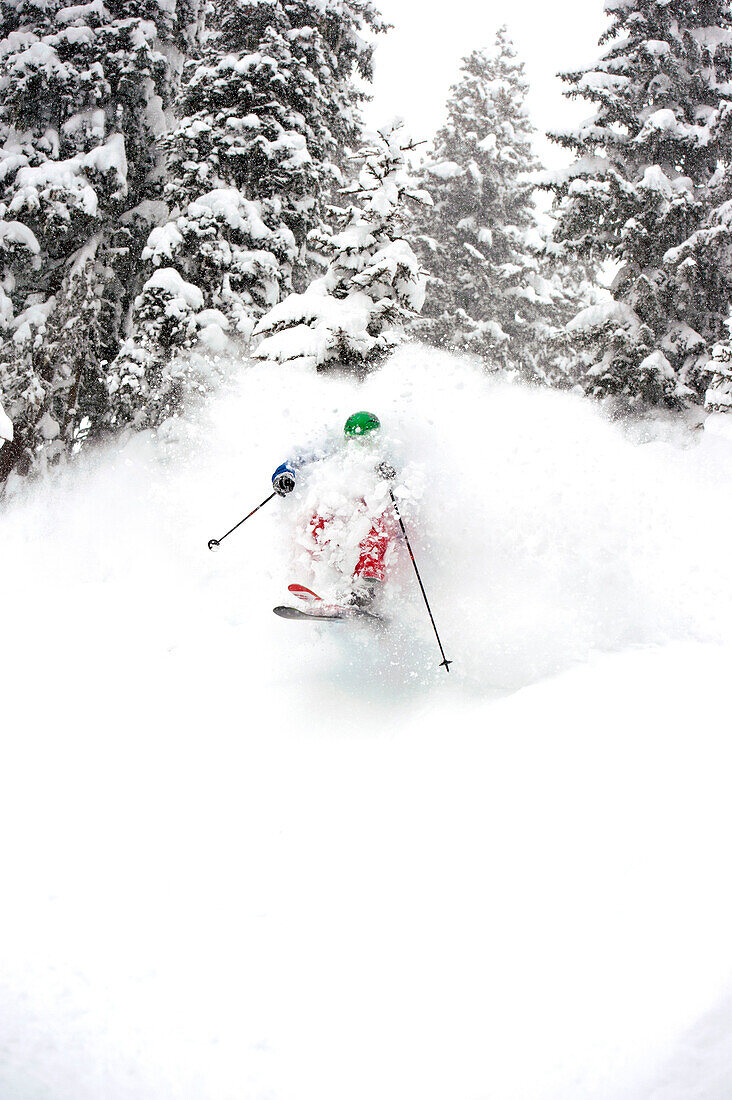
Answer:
388;488;452;673
208;491;277;551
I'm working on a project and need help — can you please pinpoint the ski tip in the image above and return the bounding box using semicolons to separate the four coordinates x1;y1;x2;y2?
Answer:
288;583;323;602
273;605;347;621
274;605;301;620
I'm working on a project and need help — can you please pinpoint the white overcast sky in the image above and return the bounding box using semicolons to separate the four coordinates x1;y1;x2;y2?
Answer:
365;0;609;170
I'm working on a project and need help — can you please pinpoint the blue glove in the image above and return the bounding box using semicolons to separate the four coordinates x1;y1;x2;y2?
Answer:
272;461;296;496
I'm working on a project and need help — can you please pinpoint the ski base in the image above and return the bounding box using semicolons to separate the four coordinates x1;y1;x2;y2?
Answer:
273;604;384;623
274;604;348;621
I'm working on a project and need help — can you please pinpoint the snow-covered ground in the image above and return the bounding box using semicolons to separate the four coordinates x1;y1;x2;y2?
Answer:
2;346;732;1099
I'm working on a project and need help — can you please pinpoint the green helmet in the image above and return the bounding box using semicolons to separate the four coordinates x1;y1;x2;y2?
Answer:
344;411;380;439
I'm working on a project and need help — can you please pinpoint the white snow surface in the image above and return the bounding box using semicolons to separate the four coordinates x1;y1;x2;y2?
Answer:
8;132;128;219
428;159;464;180
639;164;675;197
568;299;641;333
2;346;732;1099
142;266;204;310
0;218;41;254
253;284;378;368
0;396;12;442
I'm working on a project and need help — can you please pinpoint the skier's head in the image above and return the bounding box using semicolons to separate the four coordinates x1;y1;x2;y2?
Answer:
344;411;380;442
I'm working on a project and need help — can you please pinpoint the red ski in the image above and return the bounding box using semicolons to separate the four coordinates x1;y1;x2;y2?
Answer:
288;584;324;603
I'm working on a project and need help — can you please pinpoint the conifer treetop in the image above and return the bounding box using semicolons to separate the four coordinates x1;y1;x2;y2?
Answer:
412;26;571;379
550;0;732;185
435;28;537;177
541;0;732;406
252;118;428;371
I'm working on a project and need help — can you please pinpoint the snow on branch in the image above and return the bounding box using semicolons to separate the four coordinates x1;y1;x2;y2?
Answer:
253;120;427;371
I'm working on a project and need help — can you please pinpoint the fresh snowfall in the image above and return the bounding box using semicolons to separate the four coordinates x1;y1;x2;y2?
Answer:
3;349;732;1099
2;0;732;1097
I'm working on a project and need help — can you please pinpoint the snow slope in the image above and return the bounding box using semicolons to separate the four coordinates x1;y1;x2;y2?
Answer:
1;346;732;1099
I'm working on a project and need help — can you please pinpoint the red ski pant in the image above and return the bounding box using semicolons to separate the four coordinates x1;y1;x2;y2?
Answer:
309;514;391;581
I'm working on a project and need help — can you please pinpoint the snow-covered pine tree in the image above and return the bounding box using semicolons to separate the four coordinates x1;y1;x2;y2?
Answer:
252;120;429;372
108;0;388;429
414;28;557;378
105;266;206;430
530;238;600;388
0;0;198;478
705;331;732;412
542;0;732;408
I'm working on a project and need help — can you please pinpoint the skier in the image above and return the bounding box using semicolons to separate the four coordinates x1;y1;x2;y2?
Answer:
271;411;397;613
208;411;450;664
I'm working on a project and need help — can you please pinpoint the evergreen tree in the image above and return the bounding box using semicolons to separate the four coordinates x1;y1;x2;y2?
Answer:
542;0;732;408
414;28;560;378
705;331;732;411
532;238;600;388
0;0;197;478
108;0;388;429
252;121;429;371
107;266;236;431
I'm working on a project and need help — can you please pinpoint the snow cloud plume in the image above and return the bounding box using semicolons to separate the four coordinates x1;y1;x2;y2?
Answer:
3;346;732;1100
